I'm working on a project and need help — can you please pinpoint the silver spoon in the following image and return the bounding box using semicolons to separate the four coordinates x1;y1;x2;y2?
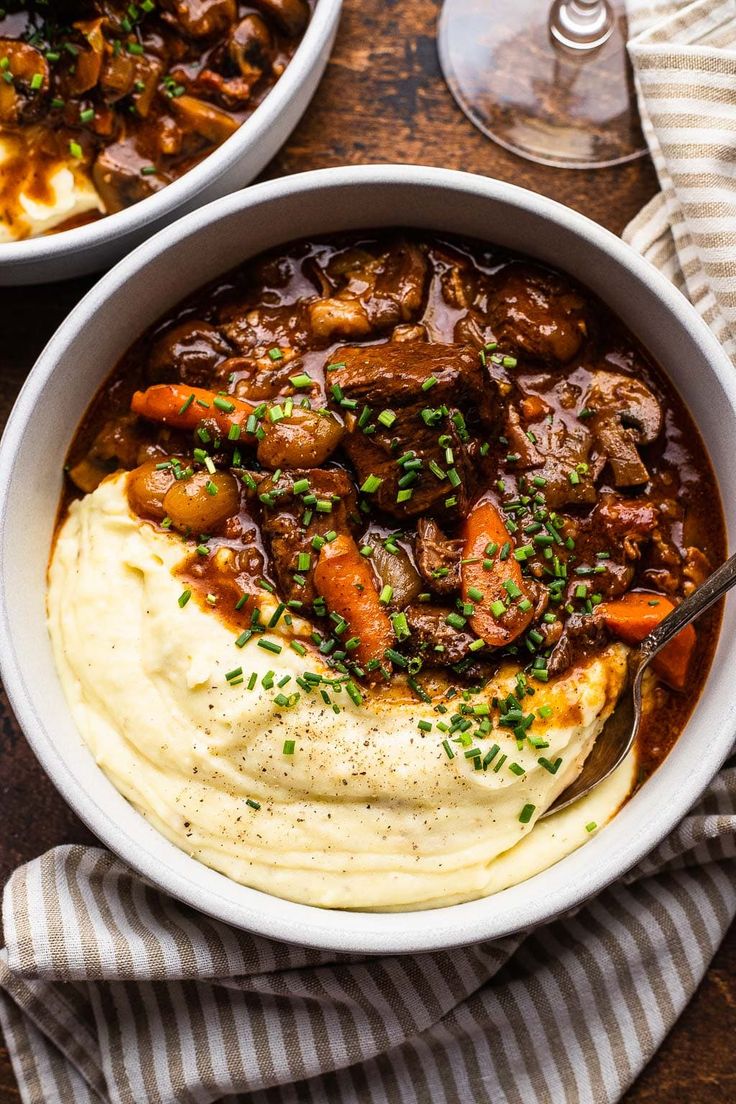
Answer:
543;551;736;817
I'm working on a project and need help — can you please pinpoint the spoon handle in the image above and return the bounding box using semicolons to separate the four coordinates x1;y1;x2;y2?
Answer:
641;550;736;661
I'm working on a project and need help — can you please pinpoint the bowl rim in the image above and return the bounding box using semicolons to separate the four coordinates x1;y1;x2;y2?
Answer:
0;0;342;264
1;164;735;954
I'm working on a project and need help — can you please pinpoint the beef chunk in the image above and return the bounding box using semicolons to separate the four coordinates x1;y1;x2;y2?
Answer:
146;320;233;387
93;142;165;213
308;240;428;342
259;468;358;606
488;264;588;365
415;518;462;595
371;239;428;321
562;493;659;599
405;603;476;666
547;613;609;678
505;405;599;508
327;342;497;519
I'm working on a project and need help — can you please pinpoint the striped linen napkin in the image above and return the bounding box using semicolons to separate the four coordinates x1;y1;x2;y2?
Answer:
2;3;736;1101
623;0;736;363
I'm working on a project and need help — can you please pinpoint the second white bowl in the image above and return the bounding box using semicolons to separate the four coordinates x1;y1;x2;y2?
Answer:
0;0;342;286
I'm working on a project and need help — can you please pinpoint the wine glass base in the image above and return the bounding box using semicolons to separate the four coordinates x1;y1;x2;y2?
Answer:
438;0;648;170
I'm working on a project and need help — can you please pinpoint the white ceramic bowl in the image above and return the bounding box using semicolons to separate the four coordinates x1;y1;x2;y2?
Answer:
0;0;341;286
1;165;734;953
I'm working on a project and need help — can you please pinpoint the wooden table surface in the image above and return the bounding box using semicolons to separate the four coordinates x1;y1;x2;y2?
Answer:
1;1;734;1100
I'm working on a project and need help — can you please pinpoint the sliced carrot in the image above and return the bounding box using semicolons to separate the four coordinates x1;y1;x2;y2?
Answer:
130;384;254;437
519;394;549;422
596;591;696;691
461;497;535;648
313;534;394;678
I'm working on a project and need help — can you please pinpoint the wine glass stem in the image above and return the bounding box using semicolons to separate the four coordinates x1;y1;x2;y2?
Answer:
549;0;614;50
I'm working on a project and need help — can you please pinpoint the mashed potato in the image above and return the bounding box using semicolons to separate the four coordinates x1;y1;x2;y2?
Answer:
0;131;103;242
48;473;634;910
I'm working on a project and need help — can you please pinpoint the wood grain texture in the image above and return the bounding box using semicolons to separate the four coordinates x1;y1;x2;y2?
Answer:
0;1;733;1100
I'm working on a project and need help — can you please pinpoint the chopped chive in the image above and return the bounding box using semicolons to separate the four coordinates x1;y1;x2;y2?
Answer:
519;803;535;824
289;373;313;389
345;680;363;706
391;611;410;641
482;744;500;769
445;612;466;630
178;589;192;607
360;473;383;494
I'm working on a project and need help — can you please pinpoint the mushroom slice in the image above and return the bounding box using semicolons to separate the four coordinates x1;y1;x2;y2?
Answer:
229;14;274;76
585;371;663;487
252;0;310;36
160;0;237;38
170;95;240;144
67;19;105;95
0;40;48;123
